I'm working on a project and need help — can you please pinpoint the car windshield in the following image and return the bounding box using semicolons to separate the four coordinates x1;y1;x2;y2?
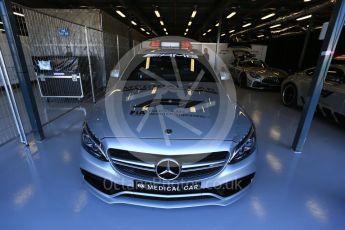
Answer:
126;55;216;82
240;60;267;68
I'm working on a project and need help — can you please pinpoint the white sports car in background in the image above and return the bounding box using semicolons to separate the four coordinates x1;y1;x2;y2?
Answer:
229;58;288;89
281;64;345;125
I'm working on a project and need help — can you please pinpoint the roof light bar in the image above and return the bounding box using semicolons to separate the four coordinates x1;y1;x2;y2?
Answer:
296;14;312;21
161;42;179;48
261;13;275;20
226;11;236;19
180;41;192;49
150;40;161;47
116;10;126;18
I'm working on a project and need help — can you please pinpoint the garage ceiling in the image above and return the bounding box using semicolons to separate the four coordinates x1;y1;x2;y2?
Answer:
12;0;334;41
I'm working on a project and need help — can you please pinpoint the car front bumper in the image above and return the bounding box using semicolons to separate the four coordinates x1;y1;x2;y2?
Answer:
80;147;256;208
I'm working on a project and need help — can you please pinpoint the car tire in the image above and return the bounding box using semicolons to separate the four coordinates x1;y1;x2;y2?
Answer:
282;83;297;107
239;73;247;88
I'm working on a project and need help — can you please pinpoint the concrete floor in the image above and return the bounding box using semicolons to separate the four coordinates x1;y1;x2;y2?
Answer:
0;88;345;229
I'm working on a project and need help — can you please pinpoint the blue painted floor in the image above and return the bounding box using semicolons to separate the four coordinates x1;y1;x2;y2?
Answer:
0;88;344;229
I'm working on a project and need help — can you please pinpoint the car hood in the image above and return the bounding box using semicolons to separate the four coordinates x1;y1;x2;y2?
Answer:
86;81;252;143
245;67;287;78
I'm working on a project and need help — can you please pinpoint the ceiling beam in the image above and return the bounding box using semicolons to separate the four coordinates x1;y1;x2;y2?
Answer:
231;1;333;37
194;0;233;38
117;0;158;36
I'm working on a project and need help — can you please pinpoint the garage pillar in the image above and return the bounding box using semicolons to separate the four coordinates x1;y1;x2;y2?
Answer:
215;13;223;71
292;0;345;153
298;19;314;70
127;18;133;49
0;0;44;141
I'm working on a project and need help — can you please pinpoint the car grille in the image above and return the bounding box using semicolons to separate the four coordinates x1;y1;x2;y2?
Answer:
262;76;281;85
107;149;230;181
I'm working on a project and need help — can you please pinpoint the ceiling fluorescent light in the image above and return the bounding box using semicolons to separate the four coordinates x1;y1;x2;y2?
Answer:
270;24;281;28
202;33;206;36
154;10;160;18
146;31;150;35
186;28;189;32
163;28;167;31
229;29;235;33
215;22;219;27
257;34;264;38
140;28;145;31
226;11;236;19
242;23;252;28
165;32;168;35
188;21;192;26
271;25;296;34
296;14;312;21
207;29;212;32
221;33;226;37
116;10;126;18
261;13;275;20
13;12;25;17
160;20;164;26
191;10;197;18
131;21;137;26
184;32;187;35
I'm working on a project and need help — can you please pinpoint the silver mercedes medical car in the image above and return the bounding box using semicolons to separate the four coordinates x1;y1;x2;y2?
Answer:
80;40;257;208
230;58;288;89
281;64;345;125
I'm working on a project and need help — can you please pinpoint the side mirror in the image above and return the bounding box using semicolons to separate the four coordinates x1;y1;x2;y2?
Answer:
220;71;231;81
110;68;120;78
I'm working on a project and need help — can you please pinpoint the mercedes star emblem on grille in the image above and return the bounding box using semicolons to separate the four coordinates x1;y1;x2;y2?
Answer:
156;159;181;180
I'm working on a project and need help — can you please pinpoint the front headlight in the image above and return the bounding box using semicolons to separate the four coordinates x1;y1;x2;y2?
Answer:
229;126;256;164
81;122;108;161
249;72;261;79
